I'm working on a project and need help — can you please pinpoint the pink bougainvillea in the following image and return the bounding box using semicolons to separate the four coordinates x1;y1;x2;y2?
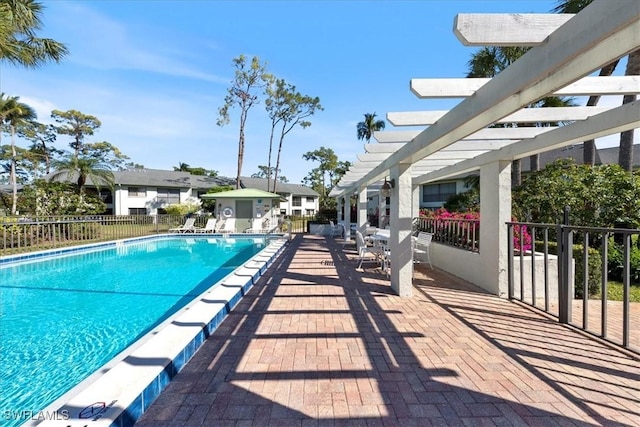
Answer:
418;208;532;252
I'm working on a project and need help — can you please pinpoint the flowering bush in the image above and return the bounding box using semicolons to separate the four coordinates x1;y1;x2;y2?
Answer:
418;208;532;252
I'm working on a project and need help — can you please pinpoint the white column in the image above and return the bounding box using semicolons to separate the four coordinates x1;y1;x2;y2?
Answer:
343;195;351;242
358;187;368;233
412;184;420;224
479;160;511;296
337;197;343;222
378;191;386;228
389;163;413;297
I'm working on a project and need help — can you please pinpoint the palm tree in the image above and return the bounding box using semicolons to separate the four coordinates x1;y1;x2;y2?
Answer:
466;47;575;186
0;93;36;214
173;162;190;172
357;113;385;143
553;0;638;171
50;154;114;195
0;0;68;67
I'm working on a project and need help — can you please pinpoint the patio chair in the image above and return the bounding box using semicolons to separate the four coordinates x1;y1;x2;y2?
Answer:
169;217;196;233
217;218;236;234
356;230;382;269
329;220;343;237
194;218;217;233
413;232;433;269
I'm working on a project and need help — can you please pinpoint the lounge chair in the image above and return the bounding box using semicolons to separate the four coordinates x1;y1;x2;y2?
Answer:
245;217;269;233
169;217;196;233
217;218;236;234
194;218;217;233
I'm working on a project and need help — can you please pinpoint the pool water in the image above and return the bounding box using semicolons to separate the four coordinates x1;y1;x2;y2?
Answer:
0;236;264;426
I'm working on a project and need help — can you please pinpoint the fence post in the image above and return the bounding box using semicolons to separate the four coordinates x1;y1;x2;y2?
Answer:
558;206;572;324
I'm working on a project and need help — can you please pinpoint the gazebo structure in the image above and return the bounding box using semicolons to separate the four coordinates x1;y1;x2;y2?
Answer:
330;0;640;297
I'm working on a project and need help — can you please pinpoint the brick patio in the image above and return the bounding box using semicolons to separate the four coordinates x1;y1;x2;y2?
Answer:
136;234;640;426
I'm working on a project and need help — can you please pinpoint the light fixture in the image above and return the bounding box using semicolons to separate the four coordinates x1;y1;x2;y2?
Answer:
380;178;395;198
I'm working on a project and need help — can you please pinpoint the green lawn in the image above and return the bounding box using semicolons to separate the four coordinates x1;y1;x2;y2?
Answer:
593;281;640;302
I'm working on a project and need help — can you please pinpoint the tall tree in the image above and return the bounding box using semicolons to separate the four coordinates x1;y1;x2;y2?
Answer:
51;109;101;156
553;0;638;171
0;0;68;67
217;55;270;189
18;120;59;175
252;165;287;183
0;93;36;214
356;113;385;143
270;86;322;193
303;147;338;207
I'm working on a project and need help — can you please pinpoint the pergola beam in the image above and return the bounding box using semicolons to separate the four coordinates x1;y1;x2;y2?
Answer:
387;106;614;127
454;13;573;46
373;127;557;143
410;76;640;99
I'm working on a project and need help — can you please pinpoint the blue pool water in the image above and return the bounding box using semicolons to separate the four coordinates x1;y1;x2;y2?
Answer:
0;236;264;426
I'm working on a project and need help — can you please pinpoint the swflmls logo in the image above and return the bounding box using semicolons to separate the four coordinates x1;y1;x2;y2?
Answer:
78;400;117;421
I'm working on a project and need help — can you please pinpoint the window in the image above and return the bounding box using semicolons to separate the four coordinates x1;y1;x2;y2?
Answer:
128;187;146;197
292;196;302;207
306;196;315;203
306;209;315;215
422;182;457;203
157;188;180;204
129;208;147;215
292;209;302;216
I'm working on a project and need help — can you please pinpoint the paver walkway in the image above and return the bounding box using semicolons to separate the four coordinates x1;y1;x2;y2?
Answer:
136;234;640;426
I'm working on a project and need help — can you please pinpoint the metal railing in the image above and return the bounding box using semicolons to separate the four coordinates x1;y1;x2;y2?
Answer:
507;220;639;354
415;217;479;252
1;215;203;256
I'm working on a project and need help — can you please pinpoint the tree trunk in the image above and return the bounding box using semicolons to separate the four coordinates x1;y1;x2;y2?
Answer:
511;160;522;188
11;125;18;215
619;50;640;172
529;154;539;172
236;111;248;189
583;60;619;166
583;140;596;166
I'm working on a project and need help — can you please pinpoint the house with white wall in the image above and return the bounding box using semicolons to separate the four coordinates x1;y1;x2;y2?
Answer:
57;169;319;216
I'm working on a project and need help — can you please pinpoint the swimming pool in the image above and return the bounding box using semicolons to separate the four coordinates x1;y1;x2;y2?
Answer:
0;235;286;427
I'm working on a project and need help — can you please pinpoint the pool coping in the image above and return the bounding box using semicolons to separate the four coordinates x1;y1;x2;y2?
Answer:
13;234;289;427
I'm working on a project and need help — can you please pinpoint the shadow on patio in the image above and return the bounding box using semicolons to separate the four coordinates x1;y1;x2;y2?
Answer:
136;234;639;426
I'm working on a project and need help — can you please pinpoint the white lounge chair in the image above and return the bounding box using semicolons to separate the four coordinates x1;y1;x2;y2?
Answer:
329;220;343;237
245;217;268;233
217;218;236;234
169;217;196;233
194;218;217;233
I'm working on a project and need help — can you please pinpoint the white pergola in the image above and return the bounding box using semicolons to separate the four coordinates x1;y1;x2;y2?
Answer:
329;0;640;297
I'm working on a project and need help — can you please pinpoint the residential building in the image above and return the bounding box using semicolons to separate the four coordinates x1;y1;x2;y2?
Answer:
45;169;319;216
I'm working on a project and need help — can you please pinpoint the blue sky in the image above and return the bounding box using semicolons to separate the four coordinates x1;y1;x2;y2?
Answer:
2;0;631;184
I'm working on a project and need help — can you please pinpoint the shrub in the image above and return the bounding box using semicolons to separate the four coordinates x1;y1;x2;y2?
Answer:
539;241;602;298
607;235;640;283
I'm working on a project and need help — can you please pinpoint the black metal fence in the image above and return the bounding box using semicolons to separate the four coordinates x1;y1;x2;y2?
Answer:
507;220;639;354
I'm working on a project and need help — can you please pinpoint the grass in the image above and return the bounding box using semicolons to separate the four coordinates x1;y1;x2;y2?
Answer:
592;281;640;302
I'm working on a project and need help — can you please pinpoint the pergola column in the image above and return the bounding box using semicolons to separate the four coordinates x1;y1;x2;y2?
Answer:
389;163;413;297
479;160;511;296
358;186;367;232
378;191;386;228
337;197;343;222
343;195;351;242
